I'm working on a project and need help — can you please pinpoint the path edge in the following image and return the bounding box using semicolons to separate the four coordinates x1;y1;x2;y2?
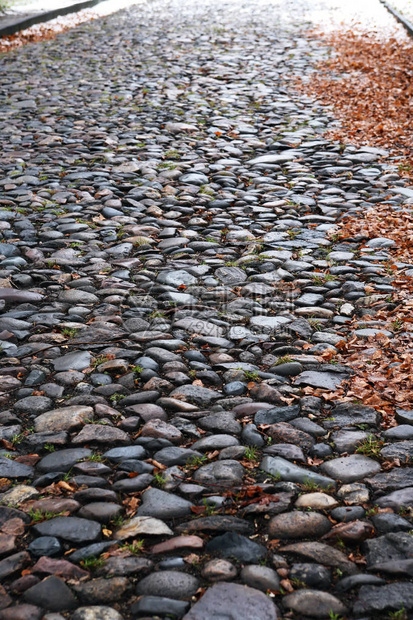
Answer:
379;0;413;37
0;0;106;38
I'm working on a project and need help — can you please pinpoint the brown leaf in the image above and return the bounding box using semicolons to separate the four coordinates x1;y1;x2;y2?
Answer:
190;506;206;515
184;553;200;564
147;459;167;470
15;454;40;466
280;579;294;593
0;478;12;492
56;481;76;492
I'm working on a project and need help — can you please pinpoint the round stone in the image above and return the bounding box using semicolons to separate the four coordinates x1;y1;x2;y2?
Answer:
28;536;61;557
268;512;331;539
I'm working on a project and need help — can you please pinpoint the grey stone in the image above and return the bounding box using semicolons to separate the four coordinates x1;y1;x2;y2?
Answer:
199;411;241;434
0;551;30;579
103;446;147;462
381;440;413;462
72;577;129;605
135;571;199;599
279;542;357;574
294;371;346;390
355;328;392;337
192;435;239;451
36;448;92;473
102;556;152;577
170;384;220;406
272;362;302;377
23;576;76;611
261;456;335;490
396;409;413;424
336;574;385;593
72;425;129;445
157;270;196;287
255;406;300;425
59;290;99;304
376;486;413;509
183;582;278;619
68;542;115;563
72;607;124;620
383;425;413;440
240;565;280;592
289;563;332;590
331;430;368;453
0;457;34;479
137;488;193;519
206;532;266;563
249;150;300;165
321;455;381;482
28;536;62;558
34;406;93;432
324;403;379;429
131;597;188;618
250;315;291;330
53;351;91;372
153;447;202;466
366;468;413;492
283;590;347;618
175;515;253;536
33;517;101;543
0;288;43;303
364;532;413;568
330;506;365;522
353;582;413;615
14;396;52;414
215;266;247;284
371;512;413;534
173;318;223;338
268;512;331;539
114;516;173;540
193;460;244;487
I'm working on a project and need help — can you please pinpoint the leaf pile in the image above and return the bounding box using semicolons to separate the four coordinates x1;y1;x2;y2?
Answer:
301;29;413;166
307;205;413;427
0;9;98;53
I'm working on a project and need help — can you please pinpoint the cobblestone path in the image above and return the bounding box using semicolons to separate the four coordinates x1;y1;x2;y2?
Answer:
0;0;413;618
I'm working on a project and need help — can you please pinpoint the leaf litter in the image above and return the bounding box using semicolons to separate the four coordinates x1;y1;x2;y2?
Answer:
290;14;413;427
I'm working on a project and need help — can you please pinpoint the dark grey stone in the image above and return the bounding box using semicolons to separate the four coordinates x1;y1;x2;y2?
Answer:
137;488;193;519
381;440;413;462
206;532;266;563
0;457;34;479
324;403;379;429
364;532;413;568
36;448;92;473
136;571;199;599
295;371;347;390
182;583;278;620
353;582;413;615
289;563;332;589
28;537;61;557
23;576;76;611
371;513;412;534
321;455;381;482
376;486;413;510
261;456;336;490
255;406;300;425
131;596;189;618
33;517;101;543
68;542;115;563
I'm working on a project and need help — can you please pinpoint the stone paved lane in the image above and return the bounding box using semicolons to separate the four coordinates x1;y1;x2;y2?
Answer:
0;0;413;618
